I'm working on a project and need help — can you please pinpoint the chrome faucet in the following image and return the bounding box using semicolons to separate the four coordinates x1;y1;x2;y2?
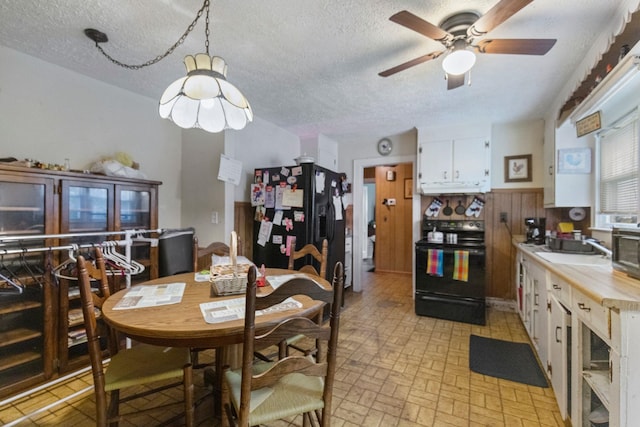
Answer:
584;238;613;258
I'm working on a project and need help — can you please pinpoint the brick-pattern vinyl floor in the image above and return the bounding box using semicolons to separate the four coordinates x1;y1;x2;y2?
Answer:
0;269;566;426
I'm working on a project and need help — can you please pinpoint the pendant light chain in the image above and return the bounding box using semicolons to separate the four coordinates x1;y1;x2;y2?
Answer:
205;1;210;56
92;0;211;70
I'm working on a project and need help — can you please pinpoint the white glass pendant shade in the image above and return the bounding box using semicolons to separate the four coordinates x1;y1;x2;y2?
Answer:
442;49;476;76
158;54;252;132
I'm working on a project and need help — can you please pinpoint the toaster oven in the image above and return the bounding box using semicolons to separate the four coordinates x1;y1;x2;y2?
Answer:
612;227;640;280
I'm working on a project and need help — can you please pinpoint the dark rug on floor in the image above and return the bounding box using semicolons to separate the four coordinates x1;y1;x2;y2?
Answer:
469;335;548;387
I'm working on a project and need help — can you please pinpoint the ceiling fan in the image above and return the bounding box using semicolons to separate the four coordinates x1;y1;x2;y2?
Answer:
379;0;556;90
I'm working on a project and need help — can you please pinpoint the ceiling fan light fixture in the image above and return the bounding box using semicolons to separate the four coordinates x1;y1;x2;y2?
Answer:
442;48;476;76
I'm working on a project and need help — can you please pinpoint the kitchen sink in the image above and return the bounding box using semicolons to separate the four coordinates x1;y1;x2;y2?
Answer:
535;251;611;266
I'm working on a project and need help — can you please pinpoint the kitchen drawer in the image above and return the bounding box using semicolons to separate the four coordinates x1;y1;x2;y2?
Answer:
572;286;610;342
548;273;571;306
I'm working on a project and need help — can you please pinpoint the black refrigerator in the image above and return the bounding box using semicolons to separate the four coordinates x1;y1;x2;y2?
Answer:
251;162;346;281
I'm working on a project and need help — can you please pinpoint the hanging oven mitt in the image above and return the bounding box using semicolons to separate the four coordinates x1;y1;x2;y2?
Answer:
425;197;443;217
465;196;485;217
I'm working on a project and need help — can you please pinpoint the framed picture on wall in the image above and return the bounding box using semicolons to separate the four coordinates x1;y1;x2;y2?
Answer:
558;148;591;174
504;154;532;182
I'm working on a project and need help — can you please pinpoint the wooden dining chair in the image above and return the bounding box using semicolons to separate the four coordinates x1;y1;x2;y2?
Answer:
76;248;194;427
192;234;244;373
221;261;344;427
288;237;328;279
283;237;330;357
193;238;237;272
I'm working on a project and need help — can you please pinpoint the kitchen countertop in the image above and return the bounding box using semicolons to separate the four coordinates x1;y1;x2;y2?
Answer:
514;238;640;311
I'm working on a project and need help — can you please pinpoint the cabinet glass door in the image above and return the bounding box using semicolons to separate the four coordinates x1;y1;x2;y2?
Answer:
61;180;113;243
115;186;153;230
0;175;54;397
115;184;158;282
0;181;47;237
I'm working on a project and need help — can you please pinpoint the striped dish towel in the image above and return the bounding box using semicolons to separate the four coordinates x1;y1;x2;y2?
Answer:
453;250;469;282
426;249;443;277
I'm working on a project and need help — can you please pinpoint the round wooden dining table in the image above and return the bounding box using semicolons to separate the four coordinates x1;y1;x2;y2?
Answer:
101;268;331;349
102;268;331;419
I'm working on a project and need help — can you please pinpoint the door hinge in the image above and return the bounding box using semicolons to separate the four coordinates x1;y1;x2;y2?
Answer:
547;300;551;311
418;146;422;154
418;172;422;179
547;362;552;375
484;169;489;176
484;140;490;148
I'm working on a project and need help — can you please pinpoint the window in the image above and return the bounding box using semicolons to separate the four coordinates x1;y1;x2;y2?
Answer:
596;109;639;228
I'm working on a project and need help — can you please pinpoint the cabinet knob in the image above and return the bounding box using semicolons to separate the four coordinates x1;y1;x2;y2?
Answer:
455;170;460;179
555;326;562;343
548;165;553;176
578;302;591;312
553;284;561;290
443;171;447;180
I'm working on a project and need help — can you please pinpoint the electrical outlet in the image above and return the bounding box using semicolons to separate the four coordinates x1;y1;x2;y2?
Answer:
500;212;508;223
211;211;219;224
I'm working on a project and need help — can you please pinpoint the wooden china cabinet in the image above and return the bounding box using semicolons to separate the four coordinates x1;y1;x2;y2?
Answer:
0;164;161;398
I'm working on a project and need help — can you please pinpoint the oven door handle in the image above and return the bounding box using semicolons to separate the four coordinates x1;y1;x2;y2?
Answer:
416;294;480;307
416;247;485;256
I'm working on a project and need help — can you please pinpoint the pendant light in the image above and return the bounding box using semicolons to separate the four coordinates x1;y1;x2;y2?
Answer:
86;0;252;133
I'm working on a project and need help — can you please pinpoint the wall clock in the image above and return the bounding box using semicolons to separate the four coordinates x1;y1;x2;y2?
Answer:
377;138;392;156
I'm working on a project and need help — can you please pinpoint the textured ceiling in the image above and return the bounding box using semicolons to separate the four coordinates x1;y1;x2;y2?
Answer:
0;0;623;143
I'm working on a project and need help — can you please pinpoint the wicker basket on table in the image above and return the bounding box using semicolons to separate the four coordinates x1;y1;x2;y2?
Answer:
209;231;252;296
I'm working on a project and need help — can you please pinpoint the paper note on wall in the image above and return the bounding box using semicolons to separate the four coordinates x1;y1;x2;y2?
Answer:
282;188;304;207
273;210;283;226
286;235;296;256
265;186;275;208
257;220;273;247
333;196;343;220
315;171;325;194
250;183;265;206
275;185;291;210
217;154;242;185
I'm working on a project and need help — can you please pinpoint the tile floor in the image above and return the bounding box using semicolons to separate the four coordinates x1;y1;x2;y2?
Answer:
0;269;566;426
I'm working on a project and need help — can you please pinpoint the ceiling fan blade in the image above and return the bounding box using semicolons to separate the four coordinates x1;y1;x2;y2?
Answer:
390;11;452;43
468;0;533;36
475;39;556;55
379;51;443;77
447;74;465;90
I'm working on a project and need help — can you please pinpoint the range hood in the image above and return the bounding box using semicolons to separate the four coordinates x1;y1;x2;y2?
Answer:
419;180;489;195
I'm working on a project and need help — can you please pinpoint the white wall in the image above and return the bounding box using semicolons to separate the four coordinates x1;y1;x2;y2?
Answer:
223;117;299;237
491;119;545;189
338;128;417;176
0;45;183;228
181;129;226;245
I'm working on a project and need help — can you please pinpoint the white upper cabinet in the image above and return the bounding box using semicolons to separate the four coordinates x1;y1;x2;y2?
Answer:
543;121;592;207
418;137;491;194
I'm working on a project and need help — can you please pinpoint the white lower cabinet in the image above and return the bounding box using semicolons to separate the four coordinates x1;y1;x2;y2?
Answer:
548;293;571;421
517;253;549;367
517;247;640;426
573;311;617;426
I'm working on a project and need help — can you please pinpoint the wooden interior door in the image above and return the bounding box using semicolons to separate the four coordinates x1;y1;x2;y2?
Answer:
374;163;413;274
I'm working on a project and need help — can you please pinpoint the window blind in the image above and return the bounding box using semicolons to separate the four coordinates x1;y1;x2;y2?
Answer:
599;112;639;215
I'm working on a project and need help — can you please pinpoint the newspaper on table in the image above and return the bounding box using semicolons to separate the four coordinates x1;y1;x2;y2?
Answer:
113;283;185;310
199;296;302;324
